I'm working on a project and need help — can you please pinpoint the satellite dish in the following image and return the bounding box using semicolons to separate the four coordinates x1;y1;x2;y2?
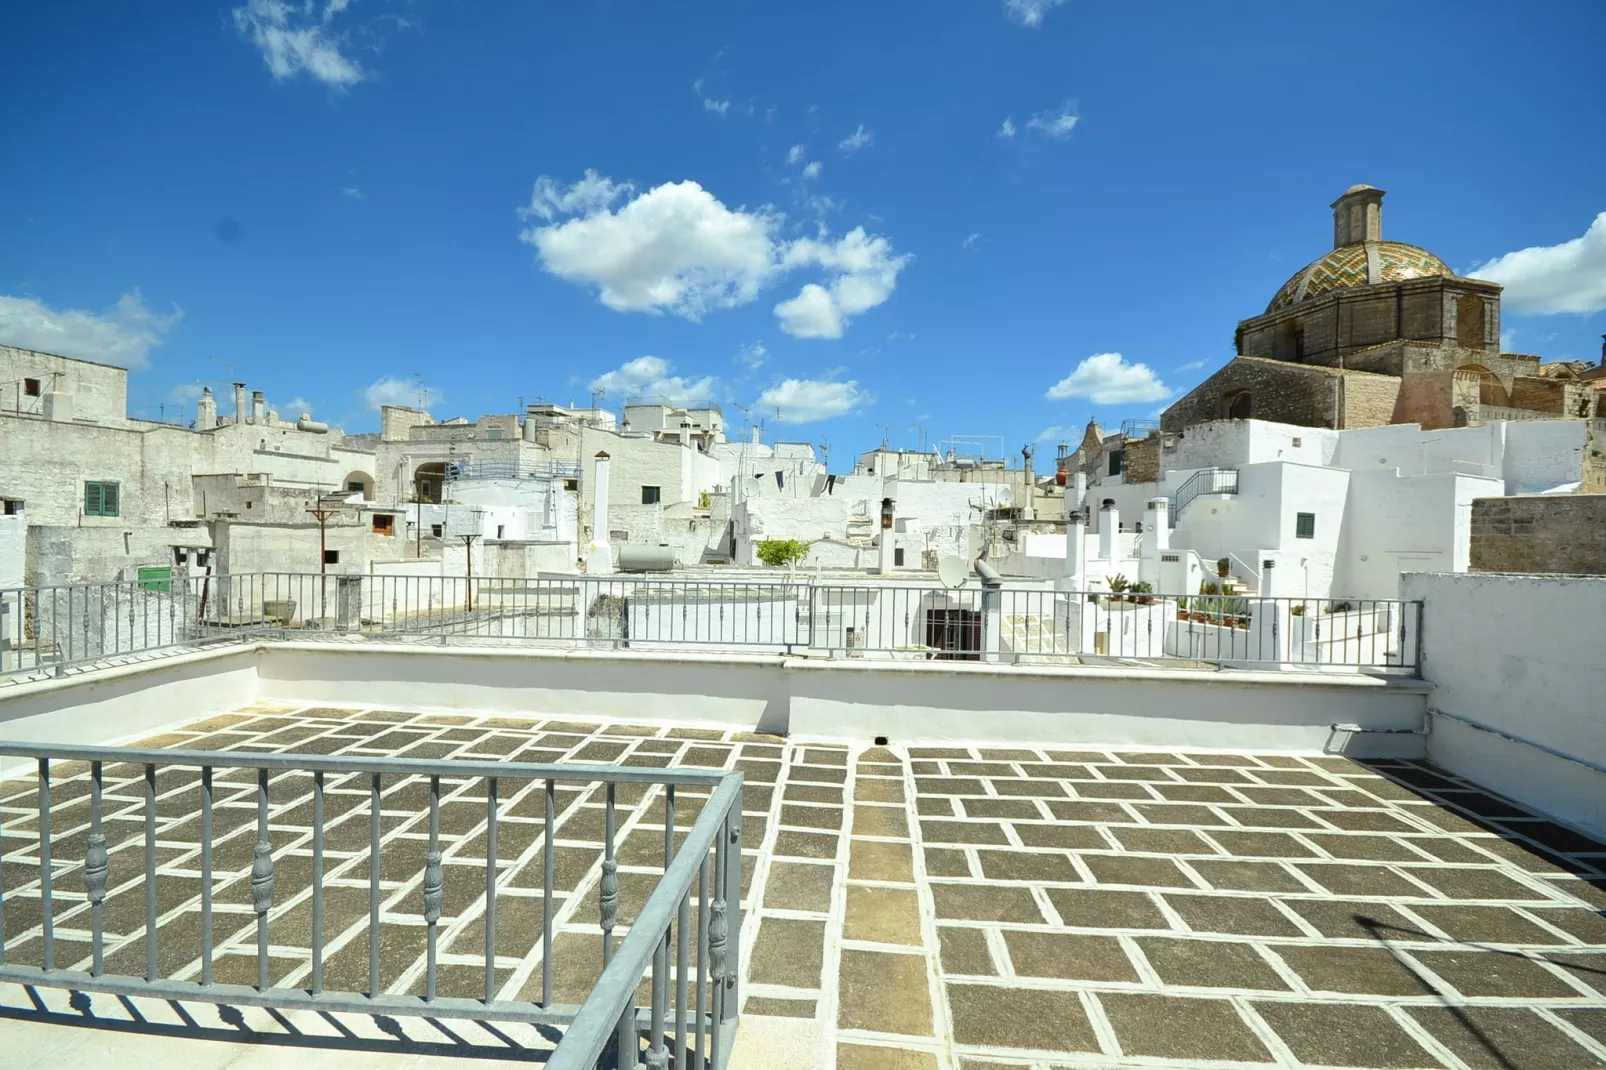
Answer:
937;555;968;589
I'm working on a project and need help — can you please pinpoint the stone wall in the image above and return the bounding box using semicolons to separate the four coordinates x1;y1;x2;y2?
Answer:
1469;494;1606;574
1162;357;1398;433
1122;435;1161;484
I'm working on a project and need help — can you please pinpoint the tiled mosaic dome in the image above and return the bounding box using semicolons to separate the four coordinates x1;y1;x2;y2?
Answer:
1267;241;1454;312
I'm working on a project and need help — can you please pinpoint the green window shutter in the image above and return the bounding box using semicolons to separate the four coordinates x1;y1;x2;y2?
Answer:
1295;512;1315;539
102;482;120;516
84;482;102;515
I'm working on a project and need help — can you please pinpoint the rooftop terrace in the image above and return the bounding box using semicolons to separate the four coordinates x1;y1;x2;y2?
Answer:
3;702;1603;1069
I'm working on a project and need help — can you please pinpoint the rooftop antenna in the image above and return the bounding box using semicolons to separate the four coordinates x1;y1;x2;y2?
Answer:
818;435;830;468
591;386;606;411
911;423;927;452
876;423;893;450
412;373;430;410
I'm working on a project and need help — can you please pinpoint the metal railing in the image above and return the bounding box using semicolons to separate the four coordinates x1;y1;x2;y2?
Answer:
446;460;583;482
1169;467;1238;526
0;742;743;1069
2;573;1422;677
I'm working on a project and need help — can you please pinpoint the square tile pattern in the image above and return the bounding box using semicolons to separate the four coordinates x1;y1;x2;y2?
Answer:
2;708;1604;1069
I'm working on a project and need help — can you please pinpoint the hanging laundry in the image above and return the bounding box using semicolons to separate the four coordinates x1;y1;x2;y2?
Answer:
775;471;785;489
826;474;837;494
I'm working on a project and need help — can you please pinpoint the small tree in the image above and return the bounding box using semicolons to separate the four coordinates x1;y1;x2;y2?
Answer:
755;539;810;567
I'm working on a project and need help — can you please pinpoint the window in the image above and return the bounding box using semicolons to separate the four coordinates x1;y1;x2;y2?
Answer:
641;485;661;505
1295;512;1316;539
372;515;394;535
323;549;340;565
1108;451;1124;476
2;499;22;515
924;609;981;661
894;548;905;567
84;481;120;516
24;377;41;397
563;478;578;492
346;481;365;494
197;549;211;567
431;524;443;537
174;548;189;564
1225;390;1253;420
496;524;505;539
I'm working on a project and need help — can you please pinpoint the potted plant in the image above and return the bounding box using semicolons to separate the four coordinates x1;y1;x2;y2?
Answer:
1108;573;1129;602
1216;556;1231;579
1130;580;1155;605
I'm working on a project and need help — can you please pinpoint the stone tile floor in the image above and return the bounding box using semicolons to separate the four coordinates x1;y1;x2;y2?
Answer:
0;702;1603;1069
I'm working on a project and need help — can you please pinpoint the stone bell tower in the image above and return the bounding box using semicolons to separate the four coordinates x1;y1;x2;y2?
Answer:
1331;184;1384;248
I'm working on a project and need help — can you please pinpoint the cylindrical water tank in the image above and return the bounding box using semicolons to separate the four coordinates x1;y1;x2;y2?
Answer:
618;544;677;572
523;417;538;442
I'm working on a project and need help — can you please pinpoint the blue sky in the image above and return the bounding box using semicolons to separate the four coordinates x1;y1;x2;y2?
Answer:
3;1;1604;462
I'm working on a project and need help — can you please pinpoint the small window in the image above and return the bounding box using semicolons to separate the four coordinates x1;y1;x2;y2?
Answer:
84;481;120;516
894;547;905;567
323;549;340;565
174;548;189;564
372;515;394;534
563;478;578;492
245;500;253;509
1108;451;1124;476
2;499;22;515
431;524;443;537
641;485;662;505
346;481;365;494
1295;512;1316;539
1291;437;1302;448
496;524;505;539
24;377;42;397
197;549;211;567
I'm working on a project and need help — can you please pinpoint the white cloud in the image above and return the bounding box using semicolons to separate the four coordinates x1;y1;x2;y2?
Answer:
962;233;982;250
786;144;806;165
1035;425;1077;443
735;342;768;370
0;289;181;370
519;172;907;336
589;356;719;406
1177;359;1207;372
519;169;632;223
1027;102;1080;138
1500;329;1517;351
364;375;440;411
756;378;874;423
341;186;363;199
1045;352;1171;405
281;397;314;417
1005;0;1067;26
167;383;206;408
1469;212;1606;315
232;0;364;87
838;125;873;153
702;97;731;116
801;161;822;181
774;228;911;339
998;118;1017;139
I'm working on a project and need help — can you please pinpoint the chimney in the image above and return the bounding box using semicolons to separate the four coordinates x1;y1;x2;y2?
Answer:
876;490;897;574
196;387;217;428
1098;500;1118;561
1061;473;1087;591
1331;185;1385;248
251;391;265;425
586;451;614;574
233;382;246;425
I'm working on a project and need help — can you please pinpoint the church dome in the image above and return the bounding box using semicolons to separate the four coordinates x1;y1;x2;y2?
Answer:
1267;240;1454;312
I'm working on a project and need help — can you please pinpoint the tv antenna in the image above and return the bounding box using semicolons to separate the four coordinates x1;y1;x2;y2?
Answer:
876;423;893;449
817;435;830;468
412;373;431;410
911;423;927;452
591;386;606;411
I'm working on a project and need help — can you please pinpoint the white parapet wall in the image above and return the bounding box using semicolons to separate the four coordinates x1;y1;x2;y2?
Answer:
1405;570;1606;839
0;641;1433;774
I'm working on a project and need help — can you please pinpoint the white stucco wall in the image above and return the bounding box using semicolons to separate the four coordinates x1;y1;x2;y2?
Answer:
1405;571;1606;838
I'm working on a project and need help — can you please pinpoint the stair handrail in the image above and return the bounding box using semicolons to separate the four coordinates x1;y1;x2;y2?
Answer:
1169;467;1239;526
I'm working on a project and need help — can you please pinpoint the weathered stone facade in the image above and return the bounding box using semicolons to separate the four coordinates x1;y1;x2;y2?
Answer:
1165;186;1606;436
1160;356;1399;433
1470;494;1606;575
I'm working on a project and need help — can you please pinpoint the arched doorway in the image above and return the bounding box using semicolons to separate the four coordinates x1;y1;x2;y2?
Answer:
1456;365;1508;407
1224;390;1253;420
413;462;446;504
342;471;375;500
